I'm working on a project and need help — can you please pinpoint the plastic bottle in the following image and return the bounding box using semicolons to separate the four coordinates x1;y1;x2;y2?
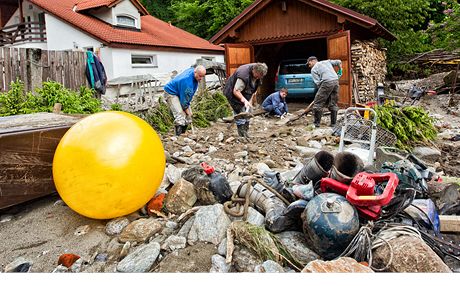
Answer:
200;162;233;203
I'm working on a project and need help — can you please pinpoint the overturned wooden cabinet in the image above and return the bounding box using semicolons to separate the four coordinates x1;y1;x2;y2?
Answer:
0;113;81;209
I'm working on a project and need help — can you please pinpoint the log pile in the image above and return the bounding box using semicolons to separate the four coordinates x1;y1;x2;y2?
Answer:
351;40;387;103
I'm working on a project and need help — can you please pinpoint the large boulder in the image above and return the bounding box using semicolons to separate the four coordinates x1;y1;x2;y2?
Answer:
302;257;373;273
188;204;231;245
164;178;197;215
372;235;451;272
275;231;321;265
119;218;163;243
116;242;160;273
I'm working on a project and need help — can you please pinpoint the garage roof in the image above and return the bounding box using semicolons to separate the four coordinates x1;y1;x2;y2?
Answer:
210;0;396;43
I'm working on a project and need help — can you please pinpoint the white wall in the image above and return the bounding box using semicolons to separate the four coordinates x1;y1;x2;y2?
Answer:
112;0;141;29
100;47;224;83
45;14;102;51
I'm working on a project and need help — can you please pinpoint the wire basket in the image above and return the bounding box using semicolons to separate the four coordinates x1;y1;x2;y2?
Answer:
333;113;397;147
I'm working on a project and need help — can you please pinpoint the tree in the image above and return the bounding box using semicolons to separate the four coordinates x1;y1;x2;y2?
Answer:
140;0;174;22
170;0;254;39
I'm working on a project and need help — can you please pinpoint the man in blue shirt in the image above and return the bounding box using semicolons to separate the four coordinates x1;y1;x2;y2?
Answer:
163;65;206;135
262;88;288;118
307;56;342;128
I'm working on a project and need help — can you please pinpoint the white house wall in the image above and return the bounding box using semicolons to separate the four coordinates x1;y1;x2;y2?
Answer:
111;0;141;29
100;48;224;84
45;14;102;51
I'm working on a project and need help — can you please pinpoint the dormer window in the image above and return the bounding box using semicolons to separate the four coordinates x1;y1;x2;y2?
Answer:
116;15;136;27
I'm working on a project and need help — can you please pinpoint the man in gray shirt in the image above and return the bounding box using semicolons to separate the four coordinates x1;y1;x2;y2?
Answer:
307;56;342;128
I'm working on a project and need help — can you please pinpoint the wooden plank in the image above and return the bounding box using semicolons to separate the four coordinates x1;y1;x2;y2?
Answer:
439;215;460;233
10;48;18;82
80;51;88;88
19;48;29;91
41;49;49;82
63;50;69;88
0;47;4;91
4;46;11;87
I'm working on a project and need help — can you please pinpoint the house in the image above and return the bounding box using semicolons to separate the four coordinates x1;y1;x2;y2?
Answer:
0;0;225;83
210;0;396;106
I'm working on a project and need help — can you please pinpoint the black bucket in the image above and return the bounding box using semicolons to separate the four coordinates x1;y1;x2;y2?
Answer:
330;152;364;184
294;151;334;185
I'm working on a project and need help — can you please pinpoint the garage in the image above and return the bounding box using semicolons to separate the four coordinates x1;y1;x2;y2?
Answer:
210;0;395;107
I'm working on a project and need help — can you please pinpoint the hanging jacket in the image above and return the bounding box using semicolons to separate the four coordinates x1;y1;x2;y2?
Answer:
86;51;107;95
163;67;198;110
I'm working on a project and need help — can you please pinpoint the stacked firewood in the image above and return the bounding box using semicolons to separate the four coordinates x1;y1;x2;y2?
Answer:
351;40;387;103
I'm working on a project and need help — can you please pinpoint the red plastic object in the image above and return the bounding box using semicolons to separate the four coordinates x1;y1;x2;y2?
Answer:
147;193;166;214
346;172;398;207
200;162;215;175
320;172;399;220
58;253;81;268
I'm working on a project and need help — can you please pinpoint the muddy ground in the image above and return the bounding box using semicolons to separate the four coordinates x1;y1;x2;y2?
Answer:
0;89;459;273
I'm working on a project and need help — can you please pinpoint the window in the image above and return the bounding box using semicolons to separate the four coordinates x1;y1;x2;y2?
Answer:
131;55;158;68
117;15;136;27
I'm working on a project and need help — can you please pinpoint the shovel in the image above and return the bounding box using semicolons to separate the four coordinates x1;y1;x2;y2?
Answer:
275;100;314;126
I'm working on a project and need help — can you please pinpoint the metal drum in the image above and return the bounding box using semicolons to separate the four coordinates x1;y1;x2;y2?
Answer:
302;193;360;260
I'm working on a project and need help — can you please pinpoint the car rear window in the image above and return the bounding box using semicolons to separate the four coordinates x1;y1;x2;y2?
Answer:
279;62;310;75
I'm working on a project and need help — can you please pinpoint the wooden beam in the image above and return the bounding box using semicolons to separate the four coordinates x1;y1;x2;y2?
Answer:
439;215;460;233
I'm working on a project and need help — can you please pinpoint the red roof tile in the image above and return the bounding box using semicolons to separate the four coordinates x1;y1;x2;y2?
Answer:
75;0;148;16
29;0;223;52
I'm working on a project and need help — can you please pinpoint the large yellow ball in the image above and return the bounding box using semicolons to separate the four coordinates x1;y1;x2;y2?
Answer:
53;111;165;219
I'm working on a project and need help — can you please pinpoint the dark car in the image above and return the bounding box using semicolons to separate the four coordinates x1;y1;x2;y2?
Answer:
274;59;317;99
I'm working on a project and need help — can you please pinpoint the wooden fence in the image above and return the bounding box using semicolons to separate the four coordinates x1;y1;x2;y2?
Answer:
0;47;88;93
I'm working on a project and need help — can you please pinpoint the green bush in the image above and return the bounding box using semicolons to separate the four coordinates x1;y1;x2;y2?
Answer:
136;99;175;134
0;80;101;116
191;90;232;128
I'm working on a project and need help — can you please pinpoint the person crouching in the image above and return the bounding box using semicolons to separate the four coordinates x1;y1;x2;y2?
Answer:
262;88;288;118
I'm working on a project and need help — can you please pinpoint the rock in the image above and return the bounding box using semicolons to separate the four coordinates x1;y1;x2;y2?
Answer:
248;145;259;152
228;167;243;182
210;254;232;273
234;151;248;158
52;265;69;273
253;162;271;176
311;128;333;139
74;225;90;236
166;164;183;184
117;242;161;273
53;199;66;206
225;137;235;143
161;235;187;251
208;146;218;153
4;257;32;272
182;145;193;153
107;238;124;260
296;136;310;147
225;163;235;172
119;242;130;259
165;221;178;230
95;253;108;262
177;217;195;238
275;231;321;265
264;159;277;168
232;246;263;272
302;257;373;273
164;178;197;215
154;242;216;272
69;258;85;273
412;147;442;161
308;140;322;149
217;132;224;142
372;235;451;272
184;138;196;145
217;238;227;256
295;146;321;157
105;217;130;236
119;218;163;243
0;214;13;223
188;204;231;245
254;260;285;273
280;163;304;182
229;207;265;226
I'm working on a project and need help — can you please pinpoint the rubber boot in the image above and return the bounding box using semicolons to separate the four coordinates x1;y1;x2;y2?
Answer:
174;125;183;136
182;125;188;134
236;124;245;137
313;109;322;128
330;110;338;127
243;122;250;139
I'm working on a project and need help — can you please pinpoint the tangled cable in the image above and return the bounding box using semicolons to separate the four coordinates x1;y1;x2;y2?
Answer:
339;222;422;271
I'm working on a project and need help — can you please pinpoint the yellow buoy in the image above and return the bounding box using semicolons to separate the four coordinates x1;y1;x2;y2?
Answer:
53;111;165;219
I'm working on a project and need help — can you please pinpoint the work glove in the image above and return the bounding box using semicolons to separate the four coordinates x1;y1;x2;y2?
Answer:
242;98;253;111
337;68;343;78
185;114;193;125
280;112;287;120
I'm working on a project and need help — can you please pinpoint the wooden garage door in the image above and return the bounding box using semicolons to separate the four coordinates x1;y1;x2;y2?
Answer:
327;31;352;108
224;44;254;77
